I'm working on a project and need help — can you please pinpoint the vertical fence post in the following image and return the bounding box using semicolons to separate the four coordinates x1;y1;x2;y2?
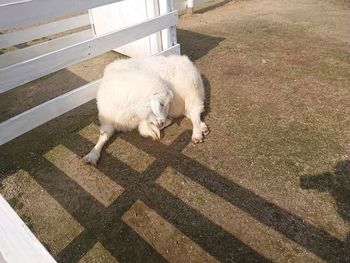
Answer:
153;0;163;53
168;0;178;49
187;0;194;14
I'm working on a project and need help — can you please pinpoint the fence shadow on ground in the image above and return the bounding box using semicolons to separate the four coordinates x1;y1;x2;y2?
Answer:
2;124;349;262
55;130;270;262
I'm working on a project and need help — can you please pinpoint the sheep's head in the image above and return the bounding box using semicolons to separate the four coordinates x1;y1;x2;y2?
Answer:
150;89;173;127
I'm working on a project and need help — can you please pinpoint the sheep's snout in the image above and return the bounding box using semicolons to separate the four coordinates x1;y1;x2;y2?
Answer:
155;118;165;128
150;93;171;128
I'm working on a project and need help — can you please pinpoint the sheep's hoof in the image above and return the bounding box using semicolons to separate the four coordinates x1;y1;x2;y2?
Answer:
192;135;204;144
202;127;210;136
83;152;99;166
201;123;210;136
150;125;161;140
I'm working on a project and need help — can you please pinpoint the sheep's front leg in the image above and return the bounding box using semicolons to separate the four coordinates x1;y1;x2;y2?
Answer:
186;107;209;144
83;124;114;166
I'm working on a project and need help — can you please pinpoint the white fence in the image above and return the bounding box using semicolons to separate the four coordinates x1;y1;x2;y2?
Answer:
0;0;179;261
0;0;179;146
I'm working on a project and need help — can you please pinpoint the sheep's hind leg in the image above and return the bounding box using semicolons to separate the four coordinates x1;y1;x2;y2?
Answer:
83;124;114;165
186;106;209;144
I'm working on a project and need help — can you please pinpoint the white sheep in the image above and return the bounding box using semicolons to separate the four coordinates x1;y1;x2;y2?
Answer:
83;55;209;165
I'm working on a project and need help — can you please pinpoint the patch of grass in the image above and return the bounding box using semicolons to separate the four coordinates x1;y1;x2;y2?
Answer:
232;104;344;179
218;21;350;179
225;20;350;86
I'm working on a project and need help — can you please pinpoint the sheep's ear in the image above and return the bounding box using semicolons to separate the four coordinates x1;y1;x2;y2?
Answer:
150;95;162;116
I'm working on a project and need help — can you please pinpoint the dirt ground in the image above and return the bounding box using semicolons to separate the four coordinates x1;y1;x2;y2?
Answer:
1;0;350;262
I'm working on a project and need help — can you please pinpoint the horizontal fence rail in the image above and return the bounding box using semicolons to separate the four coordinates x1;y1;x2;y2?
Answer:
0;29;93;68
0;44;180;145
0;80;100;145
0;14;91;49
0;0;125;31
0;10;178;94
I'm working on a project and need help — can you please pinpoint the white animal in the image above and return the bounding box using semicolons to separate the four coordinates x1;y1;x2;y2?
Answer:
83;55;209;165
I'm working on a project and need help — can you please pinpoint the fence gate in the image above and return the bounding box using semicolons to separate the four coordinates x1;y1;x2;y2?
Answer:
0;0;179;262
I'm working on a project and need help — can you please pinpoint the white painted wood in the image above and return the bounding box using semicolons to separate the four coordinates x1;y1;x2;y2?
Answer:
0;29;93;68
0;0;32;7
0;0;124;31
187;0;194;8
89;0;176;57
0;80;100;145
0;44;180;146
169;24;177;48
175;1;187;11
167;0;175;12
0;14;91;49
166;0;178;49
0;11;178;94
153;0;163;53
89;0;162;58
159;0;173;51
0;194;56;263
157;43;180;56
90;0;154;57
